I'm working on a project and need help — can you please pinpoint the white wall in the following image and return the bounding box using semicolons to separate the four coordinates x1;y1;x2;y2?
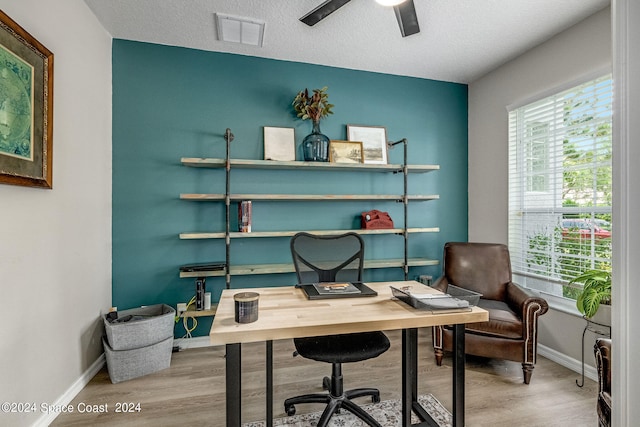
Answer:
470;4;640;422
612;0;640;424
0;1;112;426
468;8;611;366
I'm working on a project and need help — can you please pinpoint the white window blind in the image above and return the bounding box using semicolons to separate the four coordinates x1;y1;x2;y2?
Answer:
508;75;612;299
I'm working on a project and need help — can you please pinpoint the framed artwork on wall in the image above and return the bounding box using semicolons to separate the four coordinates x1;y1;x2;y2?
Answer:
263;126;295;161
347;125;388;164
329;140;363;164
0;11;54;189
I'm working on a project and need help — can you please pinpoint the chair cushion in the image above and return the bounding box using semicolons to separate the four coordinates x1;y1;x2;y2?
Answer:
464;299;523;339
443;242;513;301
294;331;390;364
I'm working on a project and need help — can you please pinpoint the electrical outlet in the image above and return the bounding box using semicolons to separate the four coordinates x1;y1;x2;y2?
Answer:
416;275;433;286
177;303;187;315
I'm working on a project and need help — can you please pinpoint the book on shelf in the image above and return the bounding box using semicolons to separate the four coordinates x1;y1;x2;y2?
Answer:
179;261;226;272
238;200;252;232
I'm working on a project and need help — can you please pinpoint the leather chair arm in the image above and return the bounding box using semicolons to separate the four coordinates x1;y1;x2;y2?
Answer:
595;338;612;394
432;275;449;292
506;282;549;330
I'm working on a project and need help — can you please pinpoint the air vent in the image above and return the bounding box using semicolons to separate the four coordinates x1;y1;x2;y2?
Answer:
215;13;265;47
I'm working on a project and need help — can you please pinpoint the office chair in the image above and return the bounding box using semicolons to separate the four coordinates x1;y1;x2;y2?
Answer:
285;232;390;427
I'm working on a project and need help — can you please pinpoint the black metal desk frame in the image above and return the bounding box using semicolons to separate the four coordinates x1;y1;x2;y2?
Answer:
225;324;466;427
576;315;611;387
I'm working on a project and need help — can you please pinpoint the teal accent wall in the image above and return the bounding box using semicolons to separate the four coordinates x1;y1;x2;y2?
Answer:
112;40;468;337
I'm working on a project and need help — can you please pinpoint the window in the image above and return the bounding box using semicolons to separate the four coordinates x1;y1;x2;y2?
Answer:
508;75;613;300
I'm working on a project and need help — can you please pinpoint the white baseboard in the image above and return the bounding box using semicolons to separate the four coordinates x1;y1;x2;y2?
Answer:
538;344;598;383
33;354;106;427
33;338;213;426
173;336;213;350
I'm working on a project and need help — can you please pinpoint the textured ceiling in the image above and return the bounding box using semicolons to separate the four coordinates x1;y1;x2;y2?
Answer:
84;0;610;84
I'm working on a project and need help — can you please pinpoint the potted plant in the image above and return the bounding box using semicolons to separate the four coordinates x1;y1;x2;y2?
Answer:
569;268;612;324
292;86;334;162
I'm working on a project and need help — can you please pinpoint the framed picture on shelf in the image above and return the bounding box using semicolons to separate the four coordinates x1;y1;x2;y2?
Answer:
347;125;388;164
0;11;54;188
329;140;364;164
263;126;295;161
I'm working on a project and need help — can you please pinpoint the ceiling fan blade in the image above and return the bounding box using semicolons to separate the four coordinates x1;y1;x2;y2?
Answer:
394;0;420;37
300;0;351;26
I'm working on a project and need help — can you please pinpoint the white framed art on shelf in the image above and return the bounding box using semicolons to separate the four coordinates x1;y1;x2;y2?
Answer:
347;125;388;164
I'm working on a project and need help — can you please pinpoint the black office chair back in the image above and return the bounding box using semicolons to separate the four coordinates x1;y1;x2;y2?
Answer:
290;232;364;284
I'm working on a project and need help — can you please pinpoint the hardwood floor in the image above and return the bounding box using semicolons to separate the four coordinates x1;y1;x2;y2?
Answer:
52;329;598;426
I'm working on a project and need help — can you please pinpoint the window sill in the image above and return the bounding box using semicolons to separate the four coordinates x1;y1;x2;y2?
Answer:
530;288;583;317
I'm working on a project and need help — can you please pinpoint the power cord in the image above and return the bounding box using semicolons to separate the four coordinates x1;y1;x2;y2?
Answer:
181;296;198;338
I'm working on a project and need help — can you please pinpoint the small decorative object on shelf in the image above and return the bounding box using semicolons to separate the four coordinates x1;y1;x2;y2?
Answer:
238;200;252;232
302;120;330;162
292;86;334;162
361;209;394;229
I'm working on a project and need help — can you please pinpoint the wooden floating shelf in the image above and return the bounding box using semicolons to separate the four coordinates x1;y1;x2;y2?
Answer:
179;258;439;278
181;158;439;173
180;227;440;240
178;304;218;318
180;194;439;202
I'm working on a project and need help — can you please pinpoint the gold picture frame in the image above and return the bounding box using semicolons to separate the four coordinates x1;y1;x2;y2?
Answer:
347;125;388;164
329;140;364;164
0;11;54;188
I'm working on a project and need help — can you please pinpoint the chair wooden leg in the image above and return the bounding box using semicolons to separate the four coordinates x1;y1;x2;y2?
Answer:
434;348;444;366
522;363;534;384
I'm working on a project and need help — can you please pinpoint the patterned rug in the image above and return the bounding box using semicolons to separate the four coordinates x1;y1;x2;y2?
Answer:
243;394;451;427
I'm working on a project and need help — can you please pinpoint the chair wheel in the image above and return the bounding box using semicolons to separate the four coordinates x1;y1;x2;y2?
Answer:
285;405;296;416
372;394;380;403
322;376;330;390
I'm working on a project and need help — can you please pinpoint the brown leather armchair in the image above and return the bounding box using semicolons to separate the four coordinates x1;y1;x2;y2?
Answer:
594;338;611;427
431;242;549;384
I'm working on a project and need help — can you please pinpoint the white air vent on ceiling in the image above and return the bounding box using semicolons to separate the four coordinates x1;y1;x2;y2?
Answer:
215;13;265;47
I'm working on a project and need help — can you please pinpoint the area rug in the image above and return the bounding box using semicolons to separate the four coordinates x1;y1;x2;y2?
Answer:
243;394;451;427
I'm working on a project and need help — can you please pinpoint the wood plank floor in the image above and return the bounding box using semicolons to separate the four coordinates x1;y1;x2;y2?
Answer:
52;329;598;426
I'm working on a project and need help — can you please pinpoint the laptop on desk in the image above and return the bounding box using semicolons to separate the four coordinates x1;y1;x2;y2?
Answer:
295;281;378;300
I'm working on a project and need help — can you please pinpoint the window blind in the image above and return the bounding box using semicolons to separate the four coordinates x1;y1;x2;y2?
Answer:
508;75;612;299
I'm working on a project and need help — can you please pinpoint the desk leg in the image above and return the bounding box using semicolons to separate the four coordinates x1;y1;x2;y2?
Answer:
226;343;241;427
266;340;273;427
452;324;465;427
401;328;417;426
403;328;439;427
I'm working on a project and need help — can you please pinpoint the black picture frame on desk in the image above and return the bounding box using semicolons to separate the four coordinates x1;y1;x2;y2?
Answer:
296;282;378;300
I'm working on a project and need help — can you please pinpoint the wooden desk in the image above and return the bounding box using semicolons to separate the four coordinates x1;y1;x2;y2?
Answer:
210;281;488;427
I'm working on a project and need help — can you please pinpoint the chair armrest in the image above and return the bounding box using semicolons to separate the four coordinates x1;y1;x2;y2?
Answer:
432;275;448;292
506;282;549;329
595;338;612;394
